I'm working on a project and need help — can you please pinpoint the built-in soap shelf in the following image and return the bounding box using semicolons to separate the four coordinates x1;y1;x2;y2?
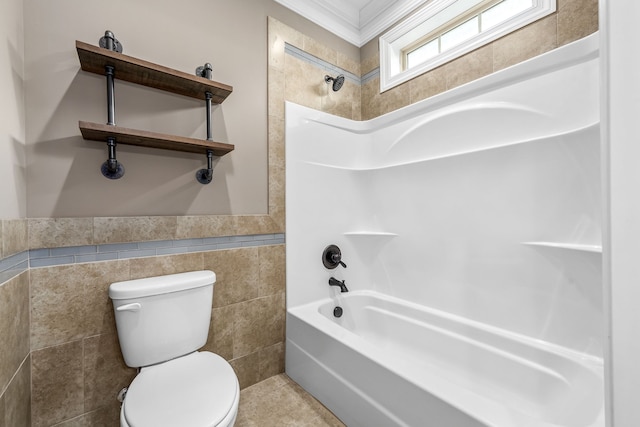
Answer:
344;231;398;246
344;231;398;237
521;241;602;253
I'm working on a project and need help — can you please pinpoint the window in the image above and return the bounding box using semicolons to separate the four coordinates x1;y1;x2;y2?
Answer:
379;0;556;92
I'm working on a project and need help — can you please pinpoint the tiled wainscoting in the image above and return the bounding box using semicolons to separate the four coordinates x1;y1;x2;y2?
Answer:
0;220;286;426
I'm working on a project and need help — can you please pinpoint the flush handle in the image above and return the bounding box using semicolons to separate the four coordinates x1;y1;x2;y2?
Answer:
116;302;141;312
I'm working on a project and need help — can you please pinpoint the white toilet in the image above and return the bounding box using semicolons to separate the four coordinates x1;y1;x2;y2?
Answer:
109;270;239;427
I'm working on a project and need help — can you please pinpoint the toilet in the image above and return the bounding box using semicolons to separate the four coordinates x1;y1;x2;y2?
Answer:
109;270;239;427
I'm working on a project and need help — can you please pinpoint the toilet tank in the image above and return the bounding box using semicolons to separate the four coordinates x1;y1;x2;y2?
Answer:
109;270;215;368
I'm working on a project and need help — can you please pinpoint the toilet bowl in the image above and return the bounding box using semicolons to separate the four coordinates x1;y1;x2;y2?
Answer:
120;352;239;427
109;271;239;427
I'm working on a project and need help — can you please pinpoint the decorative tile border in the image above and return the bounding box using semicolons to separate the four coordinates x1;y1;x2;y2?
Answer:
361;67;380;85
0;234;285;277
28;233;285;268
0;251;29;284
285;43;376;85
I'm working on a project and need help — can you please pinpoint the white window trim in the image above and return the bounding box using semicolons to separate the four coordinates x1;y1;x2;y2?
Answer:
379;0;556;92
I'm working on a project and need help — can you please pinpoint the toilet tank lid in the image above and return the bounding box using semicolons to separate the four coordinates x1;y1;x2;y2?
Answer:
109;270;215;300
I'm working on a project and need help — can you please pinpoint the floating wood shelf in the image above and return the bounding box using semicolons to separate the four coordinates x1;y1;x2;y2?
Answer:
76;40;233;103
76;33;234;183
79;121;234;156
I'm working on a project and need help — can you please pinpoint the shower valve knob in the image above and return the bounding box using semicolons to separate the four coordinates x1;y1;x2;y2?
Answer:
331;254;347;268
322;244;347;269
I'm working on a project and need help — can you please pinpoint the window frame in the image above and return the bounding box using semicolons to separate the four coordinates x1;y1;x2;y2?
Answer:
379;0;556;93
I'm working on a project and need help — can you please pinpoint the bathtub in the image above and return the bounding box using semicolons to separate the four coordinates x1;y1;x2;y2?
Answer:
285;32;602;427
286;291;604;427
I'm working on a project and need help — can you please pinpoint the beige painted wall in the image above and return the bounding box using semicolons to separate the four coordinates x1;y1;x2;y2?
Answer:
24;0;358;218
0;0;26;219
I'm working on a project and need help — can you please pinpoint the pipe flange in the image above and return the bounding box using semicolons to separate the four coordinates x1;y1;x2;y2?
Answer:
101;161;125;179
99;34;123;53
196;168;213;184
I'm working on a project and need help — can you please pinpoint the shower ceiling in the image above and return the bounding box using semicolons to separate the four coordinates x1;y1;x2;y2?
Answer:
274;0;429;47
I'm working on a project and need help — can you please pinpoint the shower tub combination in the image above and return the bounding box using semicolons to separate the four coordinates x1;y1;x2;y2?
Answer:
287;292;603;427
285;34;603;427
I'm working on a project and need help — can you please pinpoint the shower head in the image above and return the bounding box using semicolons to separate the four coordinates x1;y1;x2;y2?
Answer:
325;74;345;92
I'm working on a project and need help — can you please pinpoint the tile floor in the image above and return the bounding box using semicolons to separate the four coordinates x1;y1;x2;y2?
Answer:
236;374;346;427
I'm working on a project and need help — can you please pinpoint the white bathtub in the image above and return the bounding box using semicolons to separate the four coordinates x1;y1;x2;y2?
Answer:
286;291;604;427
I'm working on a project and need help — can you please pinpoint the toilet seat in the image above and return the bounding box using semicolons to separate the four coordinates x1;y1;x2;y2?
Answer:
121;351;239;427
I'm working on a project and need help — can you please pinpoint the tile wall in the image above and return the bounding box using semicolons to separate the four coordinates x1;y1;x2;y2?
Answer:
1;219;285;427
0;219;30;427
28;241;285;426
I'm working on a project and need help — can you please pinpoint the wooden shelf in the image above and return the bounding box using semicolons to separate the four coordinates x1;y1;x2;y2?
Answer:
79;121;234;156
76;41;232;103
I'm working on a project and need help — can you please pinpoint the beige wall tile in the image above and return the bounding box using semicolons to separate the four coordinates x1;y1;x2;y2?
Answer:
51;404;120;427
128;252;204;280
445;44;494;90
81;260;130;337
233;293;284;358
232;216;271;236
230;351;260;390
203;248;259;308
0;392;5;427
203;304;235;360
268;67;286;120
52;403;120;427
337;51;361;77
233;298;265;358
493;15;558;72
303;35;338;65
2;219;27;258
28;218;93;249
30;265;85;350
268;17;304;53
0;272;29;394
409;65;448;104
258;342;285;383
93;216;177;245
83;333;136;413
268;29;287;71
31;260;129;351
361;53;379;77
175;216;236;240
284;55;324;111
31;341;84;427
361;78;381;121
379;81;411;116
4;356;30;427
258;245;285;297
557;0;598;46
268;115;285;172
322;80;361;120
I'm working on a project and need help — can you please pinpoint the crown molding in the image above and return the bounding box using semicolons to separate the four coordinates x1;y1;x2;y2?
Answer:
274;0;429;47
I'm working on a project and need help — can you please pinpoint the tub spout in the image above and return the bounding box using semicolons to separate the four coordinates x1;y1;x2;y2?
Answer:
329;277;349;292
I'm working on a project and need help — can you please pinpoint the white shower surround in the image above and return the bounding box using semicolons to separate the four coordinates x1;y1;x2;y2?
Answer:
286;33;601;426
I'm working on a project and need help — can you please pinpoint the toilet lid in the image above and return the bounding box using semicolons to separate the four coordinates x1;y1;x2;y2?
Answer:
123;352;239;427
